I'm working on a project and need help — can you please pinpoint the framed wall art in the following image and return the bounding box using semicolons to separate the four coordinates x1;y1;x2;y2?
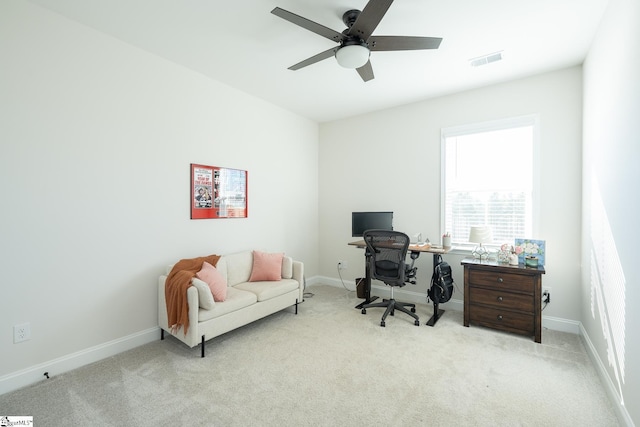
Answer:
191;163;248;219
514;238;545;266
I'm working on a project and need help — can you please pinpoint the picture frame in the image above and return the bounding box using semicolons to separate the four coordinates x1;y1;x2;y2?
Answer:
191;163;247;219
514;238;545;266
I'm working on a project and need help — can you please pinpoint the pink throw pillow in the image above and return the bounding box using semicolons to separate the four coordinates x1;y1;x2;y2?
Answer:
249;251;284;282
196;262;227;302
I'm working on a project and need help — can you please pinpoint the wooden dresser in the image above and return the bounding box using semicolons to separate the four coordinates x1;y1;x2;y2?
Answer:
461;259;545;343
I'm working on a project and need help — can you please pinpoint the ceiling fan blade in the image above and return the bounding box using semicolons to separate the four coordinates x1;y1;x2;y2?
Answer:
288;47;338;70
368;36;442;51
271;7;344;43
356;61;375;82
348;0;394;41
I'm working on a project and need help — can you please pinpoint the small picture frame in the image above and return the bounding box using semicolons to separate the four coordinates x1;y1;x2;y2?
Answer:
514;238;545;266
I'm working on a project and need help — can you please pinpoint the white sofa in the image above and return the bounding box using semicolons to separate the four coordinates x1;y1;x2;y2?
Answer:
158;250;304;357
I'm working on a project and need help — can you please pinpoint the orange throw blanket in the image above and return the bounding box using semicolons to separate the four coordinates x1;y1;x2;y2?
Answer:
165;254;220;335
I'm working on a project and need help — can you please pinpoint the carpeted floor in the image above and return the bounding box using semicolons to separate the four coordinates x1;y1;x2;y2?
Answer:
0;284;620;426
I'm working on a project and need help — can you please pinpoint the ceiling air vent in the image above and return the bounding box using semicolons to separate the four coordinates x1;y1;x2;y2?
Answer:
469;51;503;67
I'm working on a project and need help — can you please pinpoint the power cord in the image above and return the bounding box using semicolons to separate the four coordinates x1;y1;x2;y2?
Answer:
337;262;355;292
302;276;314;299
542;290;550;311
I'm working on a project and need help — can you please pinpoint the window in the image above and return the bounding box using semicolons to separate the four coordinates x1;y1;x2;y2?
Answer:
441;115;539;248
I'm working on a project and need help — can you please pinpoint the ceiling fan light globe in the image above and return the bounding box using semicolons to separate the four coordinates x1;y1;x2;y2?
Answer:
335;45;370;69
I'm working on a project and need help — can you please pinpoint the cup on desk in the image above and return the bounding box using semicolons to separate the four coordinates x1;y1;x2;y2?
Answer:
442;235;451;249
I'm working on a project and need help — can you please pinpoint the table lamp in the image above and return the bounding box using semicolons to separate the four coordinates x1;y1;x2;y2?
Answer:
469;226;492;261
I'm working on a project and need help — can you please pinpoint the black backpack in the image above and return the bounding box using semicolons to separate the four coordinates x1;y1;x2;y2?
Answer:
428;254;454;304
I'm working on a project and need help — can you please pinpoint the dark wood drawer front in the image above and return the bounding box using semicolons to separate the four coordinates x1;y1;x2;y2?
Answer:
462;259;544;343
468;270;534;293
469;287;534;312
469;306;534;334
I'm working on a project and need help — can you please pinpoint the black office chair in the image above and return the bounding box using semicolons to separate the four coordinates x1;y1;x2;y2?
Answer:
360;230;420;327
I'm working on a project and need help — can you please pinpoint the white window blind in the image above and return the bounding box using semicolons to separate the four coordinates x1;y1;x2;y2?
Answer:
441;116;538;247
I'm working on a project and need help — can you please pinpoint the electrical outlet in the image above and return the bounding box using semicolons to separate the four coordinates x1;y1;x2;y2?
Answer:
338;260;348;270
543;287;552;304
14;322;31;343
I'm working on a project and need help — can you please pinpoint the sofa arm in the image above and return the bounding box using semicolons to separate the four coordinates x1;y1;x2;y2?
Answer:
158;276;170;330
292;260;304;302
158;275;201;347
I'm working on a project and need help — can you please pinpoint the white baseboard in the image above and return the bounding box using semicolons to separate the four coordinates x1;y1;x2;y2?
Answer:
309;275;463;310
0;327;159;396
541;314;580;334
580;324;633;426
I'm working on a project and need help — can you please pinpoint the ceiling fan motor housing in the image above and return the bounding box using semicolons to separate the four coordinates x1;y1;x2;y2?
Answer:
342;9;361;27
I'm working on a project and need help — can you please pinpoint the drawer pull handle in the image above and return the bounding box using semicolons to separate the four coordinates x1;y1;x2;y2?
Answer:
497;315;503;321
497;296;503;302
497;277;504;283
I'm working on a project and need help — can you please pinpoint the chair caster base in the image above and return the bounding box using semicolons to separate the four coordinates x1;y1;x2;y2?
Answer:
380;321;385;327
414;320;420;326
361;308;366;314
411;307;416;313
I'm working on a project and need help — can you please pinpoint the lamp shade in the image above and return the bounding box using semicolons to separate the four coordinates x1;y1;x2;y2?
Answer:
335;44;370;69
468;226;493;244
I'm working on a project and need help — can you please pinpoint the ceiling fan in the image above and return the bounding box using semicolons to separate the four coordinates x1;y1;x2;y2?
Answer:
271;0;442;82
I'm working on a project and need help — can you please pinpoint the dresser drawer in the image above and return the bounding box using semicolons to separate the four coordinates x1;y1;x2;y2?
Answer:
468;269;534;294
469;287;534;312
469;305;534;335
462;259;544;343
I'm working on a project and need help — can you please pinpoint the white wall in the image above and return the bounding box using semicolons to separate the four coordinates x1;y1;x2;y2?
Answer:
582;0;639;424
319;67;583;324
0;0;319;392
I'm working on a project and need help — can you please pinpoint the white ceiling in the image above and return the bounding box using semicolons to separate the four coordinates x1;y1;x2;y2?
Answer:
26;0;609;123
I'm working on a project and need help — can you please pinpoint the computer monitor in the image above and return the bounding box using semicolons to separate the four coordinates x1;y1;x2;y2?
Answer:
351;211;393;237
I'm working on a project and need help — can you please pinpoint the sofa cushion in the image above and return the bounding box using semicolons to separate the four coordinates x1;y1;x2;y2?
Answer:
249;250;284;282
215;257;228;283
224;251;253;286
198;287;257;322
282;256;293;279
196;262;228;302
191;278;215;309
234;279;299;302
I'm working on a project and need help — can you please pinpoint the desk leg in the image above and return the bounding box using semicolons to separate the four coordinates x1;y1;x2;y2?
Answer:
354;295;377;309
426;253;445;326
355;248;378;309
426;302;445;326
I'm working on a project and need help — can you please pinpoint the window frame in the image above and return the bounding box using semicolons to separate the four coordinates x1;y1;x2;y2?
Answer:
440;114;541;250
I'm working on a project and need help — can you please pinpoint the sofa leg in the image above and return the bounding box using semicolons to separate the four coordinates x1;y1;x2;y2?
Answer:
201;335;205;358
161;329;164;340
295;299;298;315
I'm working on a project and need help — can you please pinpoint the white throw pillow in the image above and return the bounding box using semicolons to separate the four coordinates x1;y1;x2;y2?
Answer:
191;277;215;309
